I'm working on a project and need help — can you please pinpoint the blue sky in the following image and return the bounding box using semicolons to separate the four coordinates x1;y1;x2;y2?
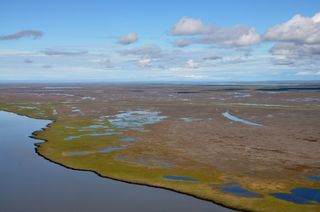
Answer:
0;0;319;82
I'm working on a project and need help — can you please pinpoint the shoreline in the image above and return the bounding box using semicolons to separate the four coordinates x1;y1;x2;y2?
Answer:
1;109;242;212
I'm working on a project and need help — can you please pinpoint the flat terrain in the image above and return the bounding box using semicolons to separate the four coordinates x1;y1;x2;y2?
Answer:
1;83;319;211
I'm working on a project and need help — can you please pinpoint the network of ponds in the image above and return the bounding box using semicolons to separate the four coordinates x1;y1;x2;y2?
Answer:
62;110;319;205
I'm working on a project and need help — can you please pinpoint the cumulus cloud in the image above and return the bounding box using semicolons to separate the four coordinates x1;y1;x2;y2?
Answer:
139;57;152;66
264;13;320;44
269;40;320;66
118;32;138;45
118;44;161;58
42;49;88;56
170;17;208;35
225;27;261;46
186;59;199;69
265;13;320;68
172;39;194;47
170;17;261;47
200;25;260;46
0;30;43;40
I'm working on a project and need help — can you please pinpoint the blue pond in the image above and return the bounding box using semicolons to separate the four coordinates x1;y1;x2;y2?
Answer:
220;183;262;198
65;151;90;156
64;135;81;141
64;131;122;140
120;137;137;142
78;124;109;131
306;176;320;181
271;188;320;204
180;117;193;123
163;176;198;182
106;111;167;129
64;147;123;155
222;112;262;127
99;147;123;153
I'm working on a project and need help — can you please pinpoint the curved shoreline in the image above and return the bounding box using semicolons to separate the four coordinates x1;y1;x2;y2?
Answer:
1;110;243;212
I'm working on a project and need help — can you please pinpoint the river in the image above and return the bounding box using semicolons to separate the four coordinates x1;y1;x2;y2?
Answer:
0;111;231;212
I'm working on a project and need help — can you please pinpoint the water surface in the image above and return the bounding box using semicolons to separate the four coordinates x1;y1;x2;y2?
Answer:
306;176;320;181
271;188;320;204
0;111;231;212
120;137;137;142
164;176;198;182
222;112;262;126
105;110;167;129
220;183;262;198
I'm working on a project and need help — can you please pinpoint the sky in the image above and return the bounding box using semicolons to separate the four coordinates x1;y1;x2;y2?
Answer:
0;0;320;82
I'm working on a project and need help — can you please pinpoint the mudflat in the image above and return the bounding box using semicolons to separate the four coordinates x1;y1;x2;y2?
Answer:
1;82;319;211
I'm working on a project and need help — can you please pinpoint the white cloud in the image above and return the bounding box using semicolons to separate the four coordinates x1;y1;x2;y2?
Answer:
269;40;320;66
0;30;43;40
118;32;138;45
264;13;320;44
186;59;199;69
172;39;194;47
200;25;261;46
118;44;161;58
203;55;222;60
42;49;88;56
170;17;208;35
266;12;320;69
225;28;261;46
170;17;261;47
139;57;152;66
0;49;42;56
223;55;245;63
183;74;206;79
295;70;320;76
92;59;114;68
270;42;320;57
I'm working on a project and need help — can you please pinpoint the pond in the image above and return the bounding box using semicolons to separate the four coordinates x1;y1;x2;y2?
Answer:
0;111;231;212
220;183;262;198
271;188;320;204
222;112;262;127
163;176;198;182
105;110;167;129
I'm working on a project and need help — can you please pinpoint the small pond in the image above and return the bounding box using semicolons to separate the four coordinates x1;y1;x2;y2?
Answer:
222;112;262;127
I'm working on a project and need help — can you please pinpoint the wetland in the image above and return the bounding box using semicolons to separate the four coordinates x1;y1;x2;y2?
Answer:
0;82;319;211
